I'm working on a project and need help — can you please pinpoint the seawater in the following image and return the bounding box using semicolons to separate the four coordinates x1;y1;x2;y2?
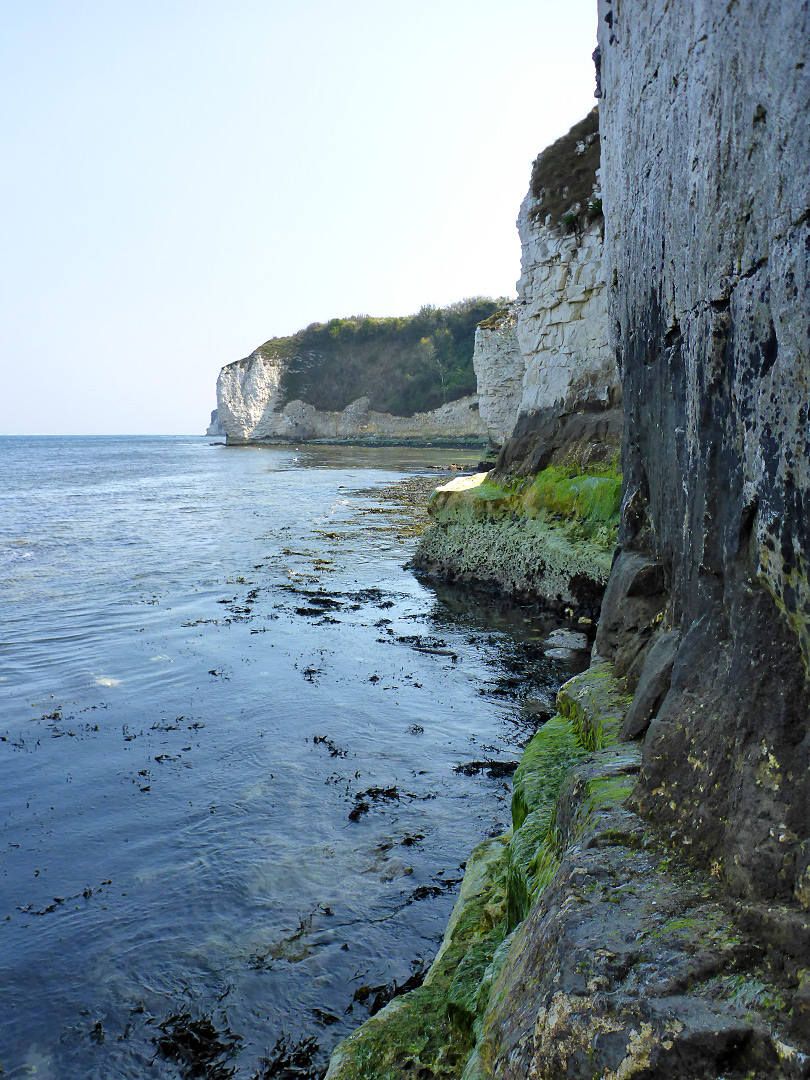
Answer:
0;436;586;1079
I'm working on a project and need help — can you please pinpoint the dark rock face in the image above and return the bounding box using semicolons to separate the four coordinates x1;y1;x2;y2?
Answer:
594;550;669;678
479;747;809;1078
620;629;680;740
598;0;810;920
493;405;622;477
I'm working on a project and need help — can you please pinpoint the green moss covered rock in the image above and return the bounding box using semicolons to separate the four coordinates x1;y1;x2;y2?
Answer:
325;836;509;1080
414;466;622;608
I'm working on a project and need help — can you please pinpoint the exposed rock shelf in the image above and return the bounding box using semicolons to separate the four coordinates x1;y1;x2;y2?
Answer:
412;468;621;615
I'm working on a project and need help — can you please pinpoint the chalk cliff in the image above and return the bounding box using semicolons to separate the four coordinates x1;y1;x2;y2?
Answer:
329;2;810;1077
469;111;620;468
472;306;523;446
216;349;487;444
498;108;621;476
205;409;224;436
210;299;501;445
460;7;810;1073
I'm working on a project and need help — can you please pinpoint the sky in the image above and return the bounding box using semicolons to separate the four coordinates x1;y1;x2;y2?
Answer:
1;1;600;435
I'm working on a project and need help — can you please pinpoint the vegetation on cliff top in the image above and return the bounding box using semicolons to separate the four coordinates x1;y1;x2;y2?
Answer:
248;297;507;417
529;107;601;227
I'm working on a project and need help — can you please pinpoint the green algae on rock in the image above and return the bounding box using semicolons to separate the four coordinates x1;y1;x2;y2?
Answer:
412;466;621;612
324;836;509;1080
326;665;625;1080
326;660;808;1078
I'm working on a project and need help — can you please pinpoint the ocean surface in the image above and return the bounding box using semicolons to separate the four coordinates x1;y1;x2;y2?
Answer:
0;435;587;1079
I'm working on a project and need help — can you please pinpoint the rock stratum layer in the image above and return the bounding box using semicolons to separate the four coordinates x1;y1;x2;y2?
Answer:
472;307;523;446
414;109;623;611
415;111;622;615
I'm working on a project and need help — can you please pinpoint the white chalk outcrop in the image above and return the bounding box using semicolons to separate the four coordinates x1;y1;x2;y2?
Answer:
469;194;616;452
469;119;618;465
515;201;616;415
472;306;524;445
205;409;225;436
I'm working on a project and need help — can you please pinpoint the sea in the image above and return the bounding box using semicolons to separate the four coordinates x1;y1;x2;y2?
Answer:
0;435;588;1079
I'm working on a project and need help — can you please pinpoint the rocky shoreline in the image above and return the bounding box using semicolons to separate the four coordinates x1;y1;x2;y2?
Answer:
327;653;807;1078
412;467;620;619
216;436;490;450
324;2;810;1073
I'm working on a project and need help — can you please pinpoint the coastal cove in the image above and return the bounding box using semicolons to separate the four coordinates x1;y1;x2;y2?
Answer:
0;436;590;1079
3;1;809;1074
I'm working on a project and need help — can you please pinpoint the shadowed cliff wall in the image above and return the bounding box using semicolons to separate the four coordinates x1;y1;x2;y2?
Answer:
597;0;810;920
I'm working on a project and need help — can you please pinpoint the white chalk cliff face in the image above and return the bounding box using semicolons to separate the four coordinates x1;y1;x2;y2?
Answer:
470;196;615;449
472;306;524;444
215;350;487;444
205;409;225;436
215;351;284;442
515;190;616;416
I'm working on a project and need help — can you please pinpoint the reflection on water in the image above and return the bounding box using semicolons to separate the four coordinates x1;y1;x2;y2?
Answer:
0;436;589;1078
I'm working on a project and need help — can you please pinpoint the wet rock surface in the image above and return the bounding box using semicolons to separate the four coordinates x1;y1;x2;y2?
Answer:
598;0;810;914
494;406;622;479
478;747;808;1080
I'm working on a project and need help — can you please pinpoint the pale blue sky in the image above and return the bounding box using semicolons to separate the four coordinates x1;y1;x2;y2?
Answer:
1;1;599;434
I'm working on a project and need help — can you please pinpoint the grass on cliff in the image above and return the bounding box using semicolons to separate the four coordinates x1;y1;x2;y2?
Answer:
243;297;508;418
529;107;601;228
